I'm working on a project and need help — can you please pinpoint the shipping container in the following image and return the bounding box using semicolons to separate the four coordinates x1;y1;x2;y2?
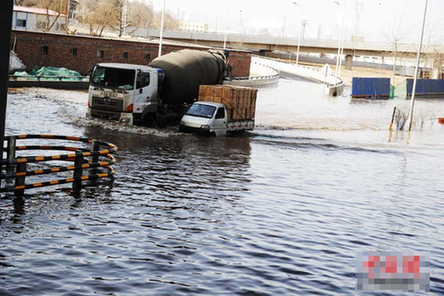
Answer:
406;79;444;98
351;77;391;98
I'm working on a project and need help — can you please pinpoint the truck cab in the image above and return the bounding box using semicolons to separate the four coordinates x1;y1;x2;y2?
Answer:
179;102;229;136
87;63;164;125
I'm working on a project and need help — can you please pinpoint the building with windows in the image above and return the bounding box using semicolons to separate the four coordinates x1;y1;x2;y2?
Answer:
179;21;209;33
12;6;67;33
68;0;80;20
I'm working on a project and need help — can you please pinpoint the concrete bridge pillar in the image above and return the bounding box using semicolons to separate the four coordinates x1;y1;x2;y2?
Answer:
345;54;353;70
432;58;443;79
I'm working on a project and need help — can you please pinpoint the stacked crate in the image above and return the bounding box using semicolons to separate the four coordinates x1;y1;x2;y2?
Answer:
198;85;258;121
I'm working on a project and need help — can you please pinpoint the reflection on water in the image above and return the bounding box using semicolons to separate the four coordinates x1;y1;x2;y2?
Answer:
1;81;444;295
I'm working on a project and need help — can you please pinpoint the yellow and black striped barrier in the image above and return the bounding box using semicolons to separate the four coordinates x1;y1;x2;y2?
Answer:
0;134;118;195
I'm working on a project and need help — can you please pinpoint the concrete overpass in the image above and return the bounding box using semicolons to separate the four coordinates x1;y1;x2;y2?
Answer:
132;28;444;75
132;28;444;57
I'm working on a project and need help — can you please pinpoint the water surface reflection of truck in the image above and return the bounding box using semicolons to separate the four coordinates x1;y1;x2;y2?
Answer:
86;49;227;127
179;85;258;136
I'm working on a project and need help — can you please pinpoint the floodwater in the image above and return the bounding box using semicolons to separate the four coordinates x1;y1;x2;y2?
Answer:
1;78;444;295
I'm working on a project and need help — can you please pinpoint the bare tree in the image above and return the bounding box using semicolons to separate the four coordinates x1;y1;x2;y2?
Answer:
394;105;409;130
152;11;179;30
423;20;444;79
14;0;37;5
386;13;413;84
110;0;160;36
78;0;118;37
129;0;155;30
110;0;127;37
76;0;178;37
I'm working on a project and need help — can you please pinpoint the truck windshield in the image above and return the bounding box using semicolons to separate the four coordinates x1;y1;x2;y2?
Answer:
91;67;136;90
186;104;216;118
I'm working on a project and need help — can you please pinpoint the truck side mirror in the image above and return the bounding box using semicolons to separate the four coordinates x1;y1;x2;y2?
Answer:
139;88;143;94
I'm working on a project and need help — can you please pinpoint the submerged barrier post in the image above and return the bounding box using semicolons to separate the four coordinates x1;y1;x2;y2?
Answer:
89;140;100;185
389;107;397;131
72;152;83;193
6;136;16;185
15;162;26;198
91;140;99;164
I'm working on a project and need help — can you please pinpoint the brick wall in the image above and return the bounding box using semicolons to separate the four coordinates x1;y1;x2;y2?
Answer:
11;30;251;77
226;51;252;78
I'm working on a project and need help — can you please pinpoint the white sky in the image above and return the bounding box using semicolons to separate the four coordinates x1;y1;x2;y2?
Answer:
147;0;444;43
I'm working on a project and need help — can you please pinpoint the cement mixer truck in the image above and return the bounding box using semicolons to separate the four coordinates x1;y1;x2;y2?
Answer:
86;49;227;127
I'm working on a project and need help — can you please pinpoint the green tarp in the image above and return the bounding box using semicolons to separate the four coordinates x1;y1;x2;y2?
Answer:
13;66;85;81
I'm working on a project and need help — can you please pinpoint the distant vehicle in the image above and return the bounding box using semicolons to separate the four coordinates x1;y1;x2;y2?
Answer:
179;85;258;136
86;49;227;127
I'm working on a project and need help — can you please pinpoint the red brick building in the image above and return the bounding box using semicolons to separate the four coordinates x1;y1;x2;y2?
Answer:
11;30;251;78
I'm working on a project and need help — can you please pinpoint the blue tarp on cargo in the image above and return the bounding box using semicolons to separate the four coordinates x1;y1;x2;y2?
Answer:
406;79;444;97
352;77;391;98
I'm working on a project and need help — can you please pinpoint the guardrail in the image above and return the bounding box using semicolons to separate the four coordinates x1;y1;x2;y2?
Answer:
253;55;343;86
224;61;280;87
0;135;117;196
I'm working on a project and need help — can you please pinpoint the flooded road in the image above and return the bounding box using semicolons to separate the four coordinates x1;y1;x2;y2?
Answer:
1;78;444;295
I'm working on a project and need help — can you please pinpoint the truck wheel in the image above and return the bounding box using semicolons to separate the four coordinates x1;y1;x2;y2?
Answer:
143;114;158;128
157;116;167;128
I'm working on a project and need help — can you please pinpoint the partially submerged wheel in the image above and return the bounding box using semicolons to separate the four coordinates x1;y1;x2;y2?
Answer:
142;114;158;128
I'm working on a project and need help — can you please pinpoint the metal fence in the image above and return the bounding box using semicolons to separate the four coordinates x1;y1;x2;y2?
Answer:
0;134;117;196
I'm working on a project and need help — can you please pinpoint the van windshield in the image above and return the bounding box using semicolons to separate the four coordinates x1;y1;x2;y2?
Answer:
186;104;216;118
91;67;136;90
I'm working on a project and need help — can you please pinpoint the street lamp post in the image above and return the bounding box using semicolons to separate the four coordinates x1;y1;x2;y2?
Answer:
292;2;304;65
408;0;429;131
334;1;346;84
158;0;166;57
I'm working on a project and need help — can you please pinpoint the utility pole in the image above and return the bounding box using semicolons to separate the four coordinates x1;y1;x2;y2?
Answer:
238;10;243;34
215;15;218;32
301;20;308;39
334;1;346;84
292;2;304;65
282;15;286;37
224;5;230;49
65;0;70;33
122;0;129;36
0;0;14;178
158;0;166;57
354;1;364;36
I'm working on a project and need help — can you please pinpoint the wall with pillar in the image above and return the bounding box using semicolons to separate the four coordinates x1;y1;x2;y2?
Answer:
10;30;251;77
432;59;443;80
345;55;353;70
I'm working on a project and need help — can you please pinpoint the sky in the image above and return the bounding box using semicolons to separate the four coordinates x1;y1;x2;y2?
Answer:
145;0;444;44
